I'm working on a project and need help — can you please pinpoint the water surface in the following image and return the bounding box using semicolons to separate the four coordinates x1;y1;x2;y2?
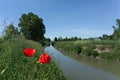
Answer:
45;46;120;80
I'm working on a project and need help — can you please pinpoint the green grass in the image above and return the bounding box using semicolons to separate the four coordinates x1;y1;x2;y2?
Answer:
0;37;67;80
54;40;120;62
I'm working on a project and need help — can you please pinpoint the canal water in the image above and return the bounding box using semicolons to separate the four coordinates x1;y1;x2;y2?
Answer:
44;46;120;80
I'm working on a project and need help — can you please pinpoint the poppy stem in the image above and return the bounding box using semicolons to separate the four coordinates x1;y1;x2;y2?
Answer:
41;64;44;78
34;66;38;78
43;66;51;78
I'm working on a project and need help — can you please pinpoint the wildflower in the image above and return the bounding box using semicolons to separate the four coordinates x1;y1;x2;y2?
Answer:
37;53;51;64
23;48;36;57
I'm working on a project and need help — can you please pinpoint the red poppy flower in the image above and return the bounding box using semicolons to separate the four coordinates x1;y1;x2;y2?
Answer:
23;48;36;57
37;53;51;64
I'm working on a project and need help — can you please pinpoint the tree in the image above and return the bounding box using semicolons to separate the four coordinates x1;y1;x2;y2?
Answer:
116;19;120;27
45;38;51;42
54;37;58;42
112;19;120;39
18;12;45;42
58;36;63;41
102;34;108;39
4;24;19;40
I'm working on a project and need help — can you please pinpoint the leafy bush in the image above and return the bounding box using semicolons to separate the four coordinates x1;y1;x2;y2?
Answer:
54;40;120;61
100;52;114;61
87;44;96;49
100;52;120;61
74;45;82;55
82;48;92;56
82;48;98;57
91;50;99;57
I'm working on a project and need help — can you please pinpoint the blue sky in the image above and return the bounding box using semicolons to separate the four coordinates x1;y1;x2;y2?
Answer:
0;0;120;39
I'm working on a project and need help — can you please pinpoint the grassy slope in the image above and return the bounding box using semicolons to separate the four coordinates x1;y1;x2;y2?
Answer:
54;40;120;62
54;40;120;78
0;38;66;80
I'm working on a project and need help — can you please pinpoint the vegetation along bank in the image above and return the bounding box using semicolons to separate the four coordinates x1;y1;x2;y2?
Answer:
0;12;67;80
54;40;120;62
0;37;67;80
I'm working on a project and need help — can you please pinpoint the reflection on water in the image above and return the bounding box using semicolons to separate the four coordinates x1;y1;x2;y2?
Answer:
45;46;120;80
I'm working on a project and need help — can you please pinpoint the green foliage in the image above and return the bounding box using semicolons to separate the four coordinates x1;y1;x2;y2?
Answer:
54;37;58;42
57;36;81;41
55;41;82;55
99;52;113;60
91;50;99;58
18;12;45;42
112;19;120;39
3;24;20;41
54;40;120;61
0;38;67;80
101;34;113;40
82;48;92;56
74;45;82;55
100;52;120;61
116;19;120;27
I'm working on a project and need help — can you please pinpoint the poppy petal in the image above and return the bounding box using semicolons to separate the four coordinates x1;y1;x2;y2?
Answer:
37;53;51;64
23;48;36;57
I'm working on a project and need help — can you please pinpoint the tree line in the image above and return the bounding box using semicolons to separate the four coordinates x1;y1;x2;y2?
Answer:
2;12;120;44
54;19;120;41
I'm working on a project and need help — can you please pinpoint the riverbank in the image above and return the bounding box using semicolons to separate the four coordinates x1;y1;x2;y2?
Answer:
45;46;120;80
0;37;67;80
54;40;120;62
54;40;120;79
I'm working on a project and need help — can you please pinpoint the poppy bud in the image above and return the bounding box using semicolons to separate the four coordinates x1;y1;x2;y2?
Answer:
37;53;51;64
23;48;36;57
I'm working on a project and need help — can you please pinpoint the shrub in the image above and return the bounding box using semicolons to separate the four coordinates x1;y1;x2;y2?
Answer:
82;48;92;56
99;52;112;60
91;50;99;57
74;45;82;55
88;44;96;49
